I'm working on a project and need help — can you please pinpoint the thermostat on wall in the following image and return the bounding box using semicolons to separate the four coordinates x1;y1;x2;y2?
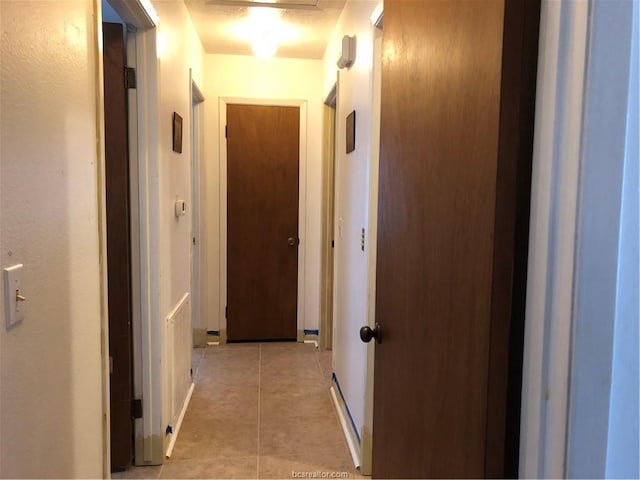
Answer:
175;199;186;217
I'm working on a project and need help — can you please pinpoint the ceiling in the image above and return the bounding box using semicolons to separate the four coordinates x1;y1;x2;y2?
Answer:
185;0;346;59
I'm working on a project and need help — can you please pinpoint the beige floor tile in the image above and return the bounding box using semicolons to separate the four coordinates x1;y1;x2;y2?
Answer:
205;344;261;359
260;389;334;418
259;415;347;457
167;343;358;479
197;359;260;377
261;372;326;391
181;397;259;428
194;375;247;388
170;419;259;460
160;457;257;479
316;350;333;375
259;342;314;354
260;361;322;381
189;385;259;413
259;452;362;479
111;465;162;479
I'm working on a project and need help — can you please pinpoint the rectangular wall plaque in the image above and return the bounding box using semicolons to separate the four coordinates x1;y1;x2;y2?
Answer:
173;112;183;153
346;110;356;154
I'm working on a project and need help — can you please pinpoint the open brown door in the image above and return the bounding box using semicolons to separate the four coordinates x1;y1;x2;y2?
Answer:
370;0;539;478
226;104;300;341
102;22;133;471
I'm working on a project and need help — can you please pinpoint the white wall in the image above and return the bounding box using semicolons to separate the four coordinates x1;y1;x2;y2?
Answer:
153;0;204;316
564;1;634;476
606;2;638;477
322;0;379;450
202;53;324;335
151;0;205;443
0;1;105;478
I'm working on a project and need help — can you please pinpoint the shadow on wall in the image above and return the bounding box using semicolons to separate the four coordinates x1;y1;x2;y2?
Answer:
0;1;103;477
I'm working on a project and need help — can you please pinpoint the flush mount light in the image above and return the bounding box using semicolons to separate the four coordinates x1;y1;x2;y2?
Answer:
251;36;278;59
229;6;299;59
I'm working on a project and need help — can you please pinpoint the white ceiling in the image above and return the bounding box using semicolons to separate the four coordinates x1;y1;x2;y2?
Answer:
185;0;346;59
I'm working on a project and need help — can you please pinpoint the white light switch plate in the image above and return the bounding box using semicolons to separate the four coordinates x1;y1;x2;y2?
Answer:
4;264;24;329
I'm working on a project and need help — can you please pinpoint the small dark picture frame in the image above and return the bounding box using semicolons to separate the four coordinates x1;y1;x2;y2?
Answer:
173;112;183;153
346;110;356;154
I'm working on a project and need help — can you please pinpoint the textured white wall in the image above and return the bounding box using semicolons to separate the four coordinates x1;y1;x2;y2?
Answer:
322;0;378;443
0;1;105;477
153;0;204;315
202;53;324;334
151;0;204;437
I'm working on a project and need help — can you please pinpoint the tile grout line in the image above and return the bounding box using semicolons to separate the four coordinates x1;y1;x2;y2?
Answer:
257;343;261;479
313;346;325;378
192;345;207;382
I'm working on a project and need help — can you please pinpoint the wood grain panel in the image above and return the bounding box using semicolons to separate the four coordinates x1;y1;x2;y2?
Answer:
227;104;300;341
372;1;505;477
103;22;133;471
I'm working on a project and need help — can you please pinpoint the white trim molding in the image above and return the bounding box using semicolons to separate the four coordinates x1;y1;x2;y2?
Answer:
520;0;637;477
519;1;589;477
118;11;163;465
108;0;159;28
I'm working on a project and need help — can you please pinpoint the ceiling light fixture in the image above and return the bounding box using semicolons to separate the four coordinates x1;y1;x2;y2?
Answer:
251;36;278;59
229;6;299;59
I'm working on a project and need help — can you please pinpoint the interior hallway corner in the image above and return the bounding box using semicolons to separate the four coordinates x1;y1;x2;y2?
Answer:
113;343;363;479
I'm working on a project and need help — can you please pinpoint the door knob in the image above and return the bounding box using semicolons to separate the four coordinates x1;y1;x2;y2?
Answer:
360;323;381;344
288;237;299;246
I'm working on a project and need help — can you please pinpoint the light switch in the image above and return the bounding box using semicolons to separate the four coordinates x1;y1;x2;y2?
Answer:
175;199;186;217
4;264;24;329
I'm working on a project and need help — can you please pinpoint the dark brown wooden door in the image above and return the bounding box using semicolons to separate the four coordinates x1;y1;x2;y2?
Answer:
371;0;539;478
103;22;133;471
227;104;300;341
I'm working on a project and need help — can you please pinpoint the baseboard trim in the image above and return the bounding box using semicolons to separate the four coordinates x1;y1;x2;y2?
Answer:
165;382;195;458
330;377;361;470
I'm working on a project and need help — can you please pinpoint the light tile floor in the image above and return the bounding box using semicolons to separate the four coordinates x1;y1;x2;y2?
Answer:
113;342;362;479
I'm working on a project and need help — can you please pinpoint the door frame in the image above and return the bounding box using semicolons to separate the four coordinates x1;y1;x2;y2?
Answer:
190;74;205;347
218;98;308;342
518;2;588;475
320;87;336;350
102;19;135;470
362;10;384;476
519;0;637;477
102;0;164;467
126;24;164;466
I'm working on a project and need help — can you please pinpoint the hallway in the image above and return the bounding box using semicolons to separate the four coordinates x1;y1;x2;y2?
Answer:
114;343;361;479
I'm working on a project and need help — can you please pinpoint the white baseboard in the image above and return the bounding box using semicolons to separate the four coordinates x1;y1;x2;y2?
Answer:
329;384;361;470
165;382;195;458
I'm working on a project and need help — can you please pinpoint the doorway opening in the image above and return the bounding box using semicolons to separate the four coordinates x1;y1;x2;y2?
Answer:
320;85;337;351
102;17;133;472
100;0;163;468
190;76;205;347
